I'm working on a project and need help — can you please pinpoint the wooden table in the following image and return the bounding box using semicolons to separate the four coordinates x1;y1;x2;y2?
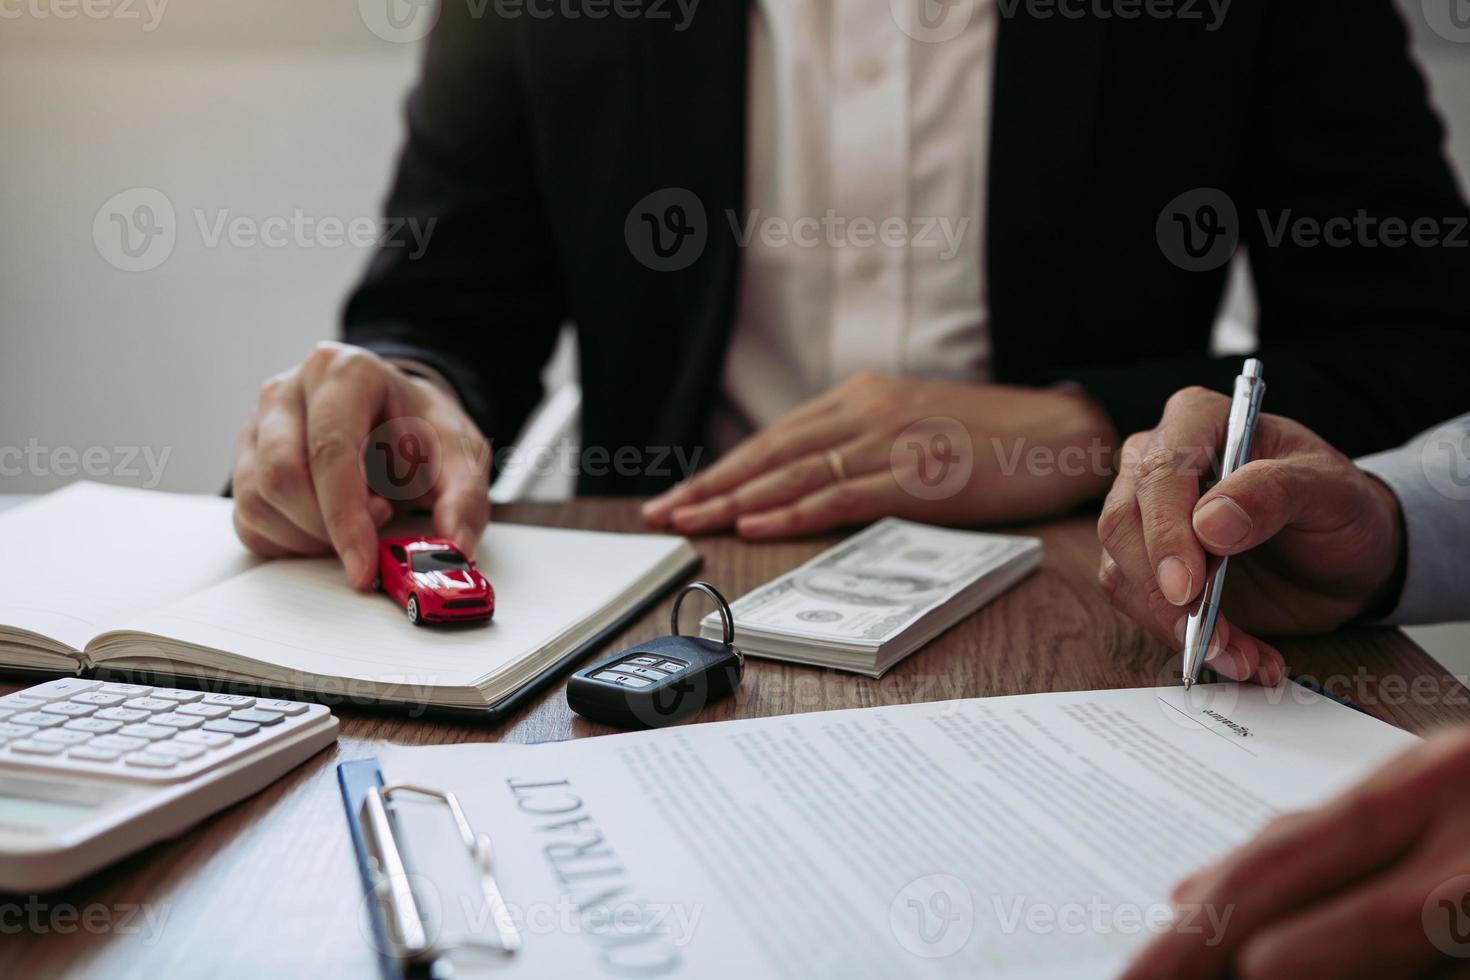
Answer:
4;500;1468;978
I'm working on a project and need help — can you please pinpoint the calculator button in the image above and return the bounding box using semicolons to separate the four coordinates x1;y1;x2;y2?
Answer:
657;661;687;673
152;712;205;730
0;695;45;711
10;740;66;756
10;712;68;728
71;691;127;707
96;707;151;724
254;699;309;715
628;656;661;666
97;683;153;697
123;697;175;714
231;710;283;726
125;752;178;769
64;717;123;734
176;703;231;719
622;666;670;682
201;694;256;709
68;746;122;762
0;723;34;742
149;741;206;759
24;678;101;700
202;719;259;737
119;723;174;741
44;701;97;718
33;729;93;746
176;730;233;748
149;688;204;703
92;734;149;752
593;671;652;688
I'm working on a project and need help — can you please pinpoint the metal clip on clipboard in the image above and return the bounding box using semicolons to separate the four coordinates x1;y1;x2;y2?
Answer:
359;783;522;968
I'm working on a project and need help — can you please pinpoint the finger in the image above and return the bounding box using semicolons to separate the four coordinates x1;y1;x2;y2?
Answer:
253;374;331;545
302;359;389;588
669;454;835;534
735;472;897;539
1161;740;1457;970
644;411;866;522
670;436;888;534
1135;389;1229;606
1236;863;1448;980
233;427;334;556
1192;455;1362;556
428;414;492;557
1100;548;1183;650
1098;434;1188;641
232;509;289;559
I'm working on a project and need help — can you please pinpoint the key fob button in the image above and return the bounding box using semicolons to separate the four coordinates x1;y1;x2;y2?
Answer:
627;656;660;666
657;661;686;673
593;671;652;688
622;666;670;682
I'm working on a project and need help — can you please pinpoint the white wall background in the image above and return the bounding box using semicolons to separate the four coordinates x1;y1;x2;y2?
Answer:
0;1;1466;659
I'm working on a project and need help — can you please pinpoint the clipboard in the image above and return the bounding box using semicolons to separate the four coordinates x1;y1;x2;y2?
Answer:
340;759;523;980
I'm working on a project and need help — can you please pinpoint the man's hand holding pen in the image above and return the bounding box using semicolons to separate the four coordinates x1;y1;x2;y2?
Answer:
1096;384;1407;686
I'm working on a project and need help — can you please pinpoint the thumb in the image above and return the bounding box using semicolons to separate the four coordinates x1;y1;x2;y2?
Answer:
1192;456;1357;555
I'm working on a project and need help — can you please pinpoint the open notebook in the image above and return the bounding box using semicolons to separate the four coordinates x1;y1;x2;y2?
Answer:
0;483;699;716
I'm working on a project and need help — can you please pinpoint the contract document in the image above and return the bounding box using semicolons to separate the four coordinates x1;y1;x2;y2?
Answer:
373;683;1417;978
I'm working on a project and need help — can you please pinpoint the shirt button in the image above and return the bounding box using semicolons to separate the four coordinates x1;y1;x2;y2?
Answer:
854;55;885;86
853;254;882;281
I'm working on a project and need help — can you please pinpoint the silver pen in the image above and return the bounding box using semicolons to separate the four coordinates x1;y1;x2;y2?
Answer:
1181;358;1267;690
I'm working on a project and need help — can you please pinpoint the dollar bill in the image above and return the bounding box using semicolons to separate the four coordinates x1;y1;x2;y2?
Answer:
704;518;1038;647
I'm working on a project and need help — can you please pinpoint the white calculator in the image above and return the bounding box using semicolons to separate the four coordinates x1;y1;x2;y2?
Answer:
0;677;338;891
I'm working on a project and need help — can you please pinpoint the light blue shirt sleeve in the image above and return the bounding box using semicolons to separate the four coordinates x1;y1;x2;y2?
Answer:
1355;413;1470;625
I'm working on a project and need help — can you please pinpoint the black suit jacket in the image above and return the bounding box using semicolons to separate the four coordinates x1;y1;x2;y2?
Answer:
344;0;1470;495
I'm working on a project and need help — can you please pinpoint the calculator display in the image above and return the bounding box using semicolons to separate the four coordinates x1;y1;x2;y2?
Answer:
0;793;98;830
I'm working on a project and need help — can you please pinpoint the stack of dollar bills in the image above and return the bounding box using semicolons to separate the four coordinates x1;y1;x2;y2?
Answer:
702;517;1042;677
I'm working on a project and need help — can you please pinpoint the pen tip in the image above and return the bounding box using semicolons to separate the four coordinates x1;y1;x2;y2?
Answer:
1181;677;1194;691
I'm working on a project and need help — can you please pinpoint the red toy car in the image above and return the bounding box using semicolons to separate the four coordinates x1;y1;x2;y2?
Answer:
375;537;495;626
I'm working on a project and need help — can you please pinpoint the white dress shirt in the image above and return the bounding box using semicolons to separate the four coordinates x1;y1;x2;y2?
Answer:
1357;414;1470;625
713;0;998;449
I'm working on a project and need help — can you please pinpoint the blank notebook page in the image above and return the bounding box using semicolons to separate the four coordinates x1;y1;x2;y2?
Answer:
0;483;254;651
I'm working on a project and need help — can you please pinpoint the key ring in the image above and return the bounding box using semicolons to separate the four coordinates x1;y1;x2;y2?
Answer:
670;581;735;648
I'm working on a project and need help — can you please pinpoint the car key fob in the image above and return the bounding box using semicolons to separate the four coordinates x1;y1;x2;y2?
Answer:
568;582;743;729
